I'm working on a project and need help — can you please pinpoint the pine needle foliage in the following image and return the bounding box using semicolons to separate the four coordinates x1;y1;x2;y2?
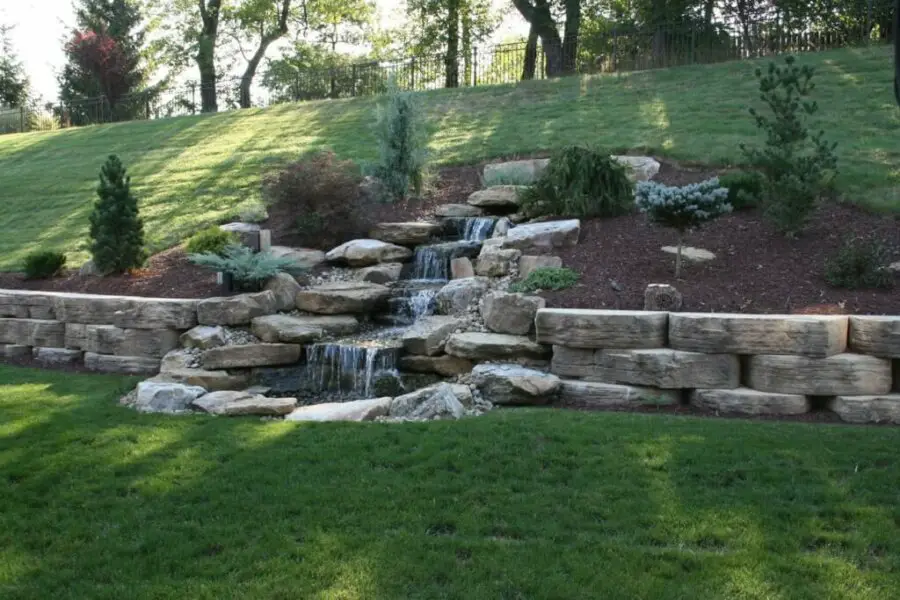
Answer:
189;245;296;291
824;237;893;290
371;82;428;202
88;155;146;274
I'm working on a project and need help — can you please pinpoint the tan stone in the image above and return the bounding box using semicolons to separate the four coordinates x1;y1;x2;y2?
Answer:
193;392;297;416
613;155;660;182
669;313;848;358
450;257;475;279
467;186;526;209
81;325;180;358
286;397;392;422
435;277;491;315
434;204;484;218
592;349;740;389
197;291;277;326
325;239;413;267
157;354;249;391
1;344;31;359
502;219;580;252
398;354;474;377
401;316;465;356
0;291;56;320
369;222;440;245
470;363;561;405
295;282;391;315
475;247;521;277
264;273;304;311
550;345;596;377
251;314;358;344
444;332;550;361
481;292;545;335
536;309;668;349
180;325;227;350
84;352;161;375
33;347;82;366
268;246;326;270
691;388;810;416
849;316;900;358
517;255;562;279
482;159;549;185
202;344;302;370
0;318;65;347
747;354;891;396
830;395;900;424
557;380;680;408
52;293;197;329
354;263;403;284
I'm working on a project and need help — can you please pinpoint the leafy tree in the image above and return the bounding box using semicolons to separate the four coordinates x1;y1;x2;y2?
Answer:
224;0;293;108
512;0;582;77
89;155;146;274
0;25;28;108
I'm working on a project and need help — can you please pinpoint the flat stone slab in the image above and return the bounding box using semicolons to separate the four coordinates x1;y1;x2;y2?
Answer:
398;354;474;376
295;282;391;315
669;313;848;358
268;246;326;270
354;263;403;284
1;344;31;359
33;347;82;367
502;219;580;252
591;349;740;389
444;332;550;361
536;309;668;349
0;318;65;347
830;395;900;424
77;325;180;358
192;391;297;416
434;204;485;218
180;325;227;350
849;316;900;358
156;353;250;391
197;291;277;326
251;314;358;344
470;363;560;405
84;353;160;375
286;397;392;422
691;388;810;416
747;353;892;396
401;315;465;356
369;222;440;245
557;380;680;409
51;293;198;329
661;246;716;262
135;381;206;413
467;186;527;209
202;343;302;370
325;239;413;267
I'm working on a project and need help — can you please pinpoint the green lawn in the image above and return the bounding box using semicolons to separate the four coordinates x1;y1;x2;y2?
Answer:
2;365;900;598
0;46;898;271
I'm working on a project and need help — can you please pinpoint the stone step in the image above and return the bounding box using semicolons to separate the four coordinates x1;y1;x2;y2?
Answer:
369;222;441;246
690;388;810;416
444;332;550;361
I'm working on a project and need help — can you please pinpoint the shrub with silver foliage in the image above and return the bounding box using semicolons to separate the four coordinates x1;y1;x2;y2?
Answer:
370;82;427;202
189;245;297;291
635;177;731;278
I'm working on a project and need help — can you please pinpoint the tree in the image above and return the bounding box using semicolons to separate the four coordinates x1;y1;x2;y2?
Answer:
196;0;223;112
0;25;28;108
511;0;582;76
89;155;146;274
226;0;293;108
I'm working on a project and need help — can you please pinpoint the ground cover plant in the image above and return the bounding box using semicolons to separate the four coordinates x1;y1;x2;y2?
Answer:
189;245;294;291
183;226;238;256
22;251;66;279
824;236;894;290
509;266;580;293
1;364;900;598
0;46;896;270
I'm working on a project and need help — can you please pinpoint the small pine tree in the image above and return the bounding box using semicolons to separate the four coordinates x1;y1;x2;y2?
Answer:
372;82;427;202
89;154;146;274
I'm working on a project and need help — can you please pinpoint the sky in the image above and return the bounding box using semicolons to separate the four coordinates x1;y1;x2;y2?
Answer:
2;0;527;101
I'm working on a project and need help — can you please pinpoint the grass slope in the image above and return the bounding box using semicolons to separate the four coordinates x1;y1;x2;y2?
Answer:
2;364;900;598
0;46;897;271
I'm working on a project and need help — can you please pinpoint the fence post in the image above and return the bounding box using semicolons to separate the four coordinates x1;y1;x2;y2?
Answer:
612;28;618;74
19;106;25;133
473;46;478;86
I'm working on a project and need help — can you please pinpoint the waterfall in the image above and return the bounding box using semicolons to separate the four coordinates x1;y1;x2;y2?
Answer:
305;343;401;398
461;217;496;241
410;240;483;281
389;285;438;325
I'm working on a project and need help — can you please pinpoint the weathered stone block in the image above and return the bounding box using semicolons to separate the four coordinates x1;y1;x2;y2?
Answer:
180;325;227;350
467;186;526;209
135;381;206;413
550;345;596;377
197;291;277;326
33;347;82;367
325;239;413;266
64;323;87;349
557;380;680;408
830;395;900;424
470;363;561;405
193;391;297;416
295;282;391;315
536;309;668;349
398;354;474;377
354;263;403;284
82;325;180;358
1;344;30;359
0;318;65;348
251;314;358;344
747;353;891;396
0;304;28;318
669;313;848;358
475;247;521;277
401;315;464;356
517;255;562;279
286;397;392;422
369;222;440;245
52;293;198;329
849;316;900;358
84;352;161;375
264;273;304;311
450;257;475;279
481;292;545;335
691;388;810;416
502;219;580;251
592;349;740;389
202;344;302;370
435;277;491;316
444;332;550;361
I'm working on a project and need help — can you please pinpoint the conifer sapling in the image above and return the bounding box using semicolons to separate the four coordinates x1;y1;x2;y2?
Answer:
89;154;146;274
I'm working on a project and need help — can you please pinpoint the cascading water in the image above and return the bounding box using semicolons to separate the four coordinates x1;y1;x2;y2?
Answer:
304;341;402;398
459;217;496;241
410;240;483;281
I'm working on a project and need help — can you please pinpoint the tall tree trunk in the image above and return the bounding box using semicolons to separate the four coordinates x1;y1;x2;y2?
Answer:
238;0;291;109
445;0;460;88
561;0;581;74
512;0;566;77
462;12;472;85
522;24;538;80
704;0;715;27
196;0;222;113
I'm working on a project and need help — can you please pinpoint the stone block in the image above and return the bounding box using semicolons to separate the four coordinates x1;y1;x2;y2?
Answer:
470;363;561;405
444;332;550;361
1;344;31;359
517;255;562;279
592;349;740;389
202;344;302;370
325;239;413;267
401;316;465;356
354;263;403;284
435;277;491;316
475;248;521;277
550;345;596;377
849;316;900;358
398;354;474;377
369;222;440;245
557;380;680;409
747;353;891;396
135;381;206;413
295;282;391;315
180;325;227;350
52;293;198;329
536;309;667;349
264;273;303;311
64;323;87;349
251;314;358;344
467;186;526;209
691;388;810;416
193;391;297;416
33;347;83;367
0;304;28;318
502;219;580;252
0;292;55;320
197;291;277;326
286;397;392;422
84;353;161;375
450;257;475;279
481;292;545;335
82;325;180;358
830;395;900;424
0;318;65;348
669;313;847;358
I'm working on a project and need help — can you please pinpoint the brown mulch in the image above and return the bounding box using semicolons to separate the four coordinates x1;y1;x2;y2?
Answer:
0;248;221;299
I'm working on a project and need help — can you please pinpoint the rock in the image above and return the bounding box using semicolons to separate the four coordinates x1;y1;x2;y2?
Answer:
78;259;100;276
445;332;550;361
691;388;810;416
492;217;512;238
158;352;249;391
581;349;741;389
220;222;261;247
475;247;521;277
536;309;668;349
613;155;661;182
849;316;900;358
202;343;302;370
483;159;550;185
401;315;465;356
325;239;413;267
251;314;358;343
1;344;31;359
0;304;28;318
32;347;82;367
354;263;403;284
268;246;327;272
135;381;207;413
518;255;563;279
669;313;848;358
434;203;485;218
481;292;545;335
470;363;560;405
747;354;892;396
390;383;473;416
435;277;491;316
557;380;680;408
78;325;180;358
84;353;160;375
160;349;200;371
180;325;227;350
643;284;684;312
830;395;900;424
192;391;297;416
450;257;475;279
295;282;391;315
52;294;198;329
661;246;716;262
197;291;277;326
502;219;580;251
369;222;440;245
888;261;900;273
0;318;65;347
264;273;304;311
399;354;474;377
286;397;392;422
467;186;527;209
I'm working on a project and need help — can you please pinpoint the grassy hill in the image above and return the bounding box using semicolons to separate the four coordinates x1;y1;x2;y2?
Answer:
0;45;897;271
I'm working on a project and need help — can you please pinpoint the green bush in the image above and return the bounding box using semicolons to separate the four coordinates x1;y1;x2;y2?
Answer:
185;227;239;256
519;147;633;219
189;245;297;291
89;155;146;274
509;267;580;294
23;251;67;279
719;170;764;211
370;82;427;202
824;237;893;290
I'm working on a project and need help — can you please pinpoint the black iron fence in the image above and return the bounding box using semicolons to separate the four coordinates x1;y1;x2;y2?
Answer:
0;18;886;135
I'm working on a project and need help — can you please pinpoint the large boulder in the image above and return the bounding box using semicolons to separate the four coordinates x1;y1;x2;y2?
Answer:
475;246;521;277
265;273;304;311
445;332;550;361
325;239;413;267
180;325;227;350
536;309;668;349
557;380;680;408
747;354;892;396
613;155;661;182
401;315;465;356
518;255;562;279
481;292;545;335
295;282;391;315
197;291;278;326
79;325;180;358
135;381;207;413
467;186;527;210
268;246;326;271
51;294;198;329
450;257;475;279
470;363;560;405
369;222;440;245
389;383;470;419
434;277;490;315
830;395;900;424
202;343;302;370
502;219;580;252
285;397;392;422
691;388;810;416
251;314;358;344
398;354;474;377
434;204;485;218
192;391;297;416
849;316;900;358
354;263;403;284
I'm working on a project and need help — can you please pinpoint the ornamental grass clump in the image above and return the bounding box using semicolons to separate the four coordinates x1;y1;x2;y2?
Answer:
635;178;731;278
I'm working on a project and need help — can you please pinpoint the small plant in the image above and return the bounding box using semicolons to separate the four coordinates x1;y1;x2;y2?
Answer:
89;155;146;274
509;267;580;294
824;237;893;290
23;251;67;279
719;170;764;211
189;245;297;291
741;55;837;235
519;146;633;219
370;82;428;202
635;178;731;278
185;227;239;256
